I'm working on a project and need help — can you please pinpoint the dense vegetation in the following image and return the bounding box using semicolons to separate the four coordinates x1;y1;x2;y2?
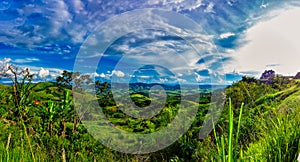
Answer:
0;69;299;161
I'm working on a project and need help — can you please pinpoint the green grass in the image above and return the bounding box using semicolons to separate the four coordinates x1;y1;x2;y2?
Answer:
243;91;300;161
213;98;244;162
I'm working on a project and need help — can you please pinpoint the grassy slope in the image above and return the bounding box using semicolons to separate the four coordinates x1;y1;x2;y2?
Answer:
242;83;300;161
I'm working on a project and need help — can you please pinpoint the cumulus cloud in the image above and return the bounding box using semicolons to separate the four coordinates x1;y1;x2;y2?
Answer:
99;73;106;78
25;65;63;80
0;58;12;75
91;70;125;80
0;58;11;65
0;57;64;83
38;67;49;78
111;70;125;78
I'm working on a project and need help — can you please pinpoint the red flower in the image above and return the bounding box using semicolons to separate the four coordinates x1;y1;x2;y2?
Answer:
34;100;41;105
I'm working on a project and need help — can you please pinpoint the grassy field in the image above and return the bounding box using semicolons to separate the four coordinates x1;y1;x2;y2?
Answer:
0;78;299;161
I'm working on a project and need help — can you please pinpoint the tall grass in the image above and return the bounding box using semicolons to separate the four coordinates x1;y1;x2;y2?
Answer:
0;143;42;162
213;98;244;162
213;89;300;162
244;103;300;161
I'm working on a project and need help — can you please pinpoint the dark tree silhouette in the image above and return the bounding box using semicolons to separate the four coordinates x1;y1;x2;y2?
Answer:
56;70;73;89
241;76;258;84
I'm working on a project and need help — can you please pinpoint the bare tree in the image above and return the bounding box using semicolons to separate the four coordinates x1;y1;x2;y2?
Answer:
0;58;37;118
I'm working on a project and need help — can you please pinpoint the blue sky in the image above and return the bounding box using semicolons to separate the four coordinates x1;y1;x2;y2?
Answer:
1;0;300;84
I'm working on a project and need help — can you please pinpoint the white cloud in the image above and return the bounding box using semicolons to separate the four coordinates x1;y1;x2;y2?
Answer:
111;70;125;78
147;0;203;12
24;65;64;80
139;76;151;79
177;73;183;77
195;72;209;82
260;1;269;9
0;58;11;65
115;45;130;51
228;7;300;76
177;78;187;83
159;78;168;82
0;58;12;75
71;0;85;14
0;0;297;54
220;32;235;39
92;72;99;77
0;58;63;82
38;67;49;78
204;2;215;13
13;58;40;63
99;73;106;78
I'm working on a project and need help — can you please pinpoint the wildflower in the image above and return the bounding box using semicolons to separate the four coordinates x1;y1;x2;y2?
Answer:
34;100;41;105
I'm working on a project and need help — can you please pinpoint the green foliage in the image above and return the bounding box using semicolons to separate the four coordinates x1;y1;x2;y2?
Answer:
241;76;258;84
56;70;73;89
0;74;300;161
56;70;93;91
244;105;300;161
212;99;244;162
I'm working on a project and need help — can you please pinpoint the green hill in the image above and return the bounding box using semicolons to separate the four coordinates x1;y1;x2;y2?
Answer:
0;79;299;161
